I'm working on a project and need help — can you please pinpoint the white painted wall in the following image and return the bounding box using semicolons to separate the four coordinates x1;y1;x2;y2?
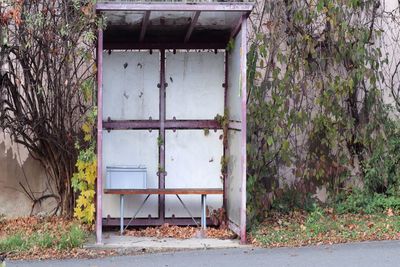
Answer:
226;130;242;226
164;51;225;217
166;51;225;120
102;130;160;218
227;40;242;123
165;130;223;217
102;50;225;218
102;51;160;120
226;29;244;227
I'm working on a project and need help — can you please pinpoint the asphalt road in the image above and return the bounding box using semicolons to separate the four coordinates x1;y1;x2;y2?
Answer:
8;240;400;267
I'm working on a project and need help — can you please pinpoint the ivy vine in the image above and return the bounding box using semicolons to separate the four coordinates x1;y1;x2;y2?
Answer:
247;0;399;224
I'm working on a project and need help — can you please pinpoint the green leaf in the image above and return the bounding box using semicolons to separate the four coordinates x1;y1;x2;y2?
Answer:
267;136;274;146
317;0;324;12
282;140;290;151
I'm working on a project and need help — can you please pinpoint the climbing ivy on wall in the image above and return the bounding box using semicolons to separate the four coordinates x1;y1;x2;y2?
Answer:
72;107;97;225
246;0;398;224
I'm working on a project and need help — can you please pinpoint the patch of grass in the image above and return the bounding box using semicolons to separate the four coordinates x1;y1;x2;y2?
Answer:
0;222;87;254
0;233;28;252
335;191;400;214
30;232;54;249
0;217;115;261
58;225;86;250
251;209;400;247
304;207;330;237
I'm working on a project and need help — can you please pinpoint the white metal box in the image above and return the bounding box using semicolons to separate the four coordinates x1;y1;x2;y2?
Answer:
105;166;147;189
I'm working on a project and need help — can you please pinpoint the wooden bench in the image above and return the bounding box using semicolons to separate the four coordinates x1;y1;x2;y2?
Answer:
104;188;223;234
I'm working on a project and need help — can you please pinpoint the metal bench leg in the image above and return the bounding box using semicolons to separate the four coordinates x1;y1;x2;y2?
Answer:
201;194;207;230
120;194;124;235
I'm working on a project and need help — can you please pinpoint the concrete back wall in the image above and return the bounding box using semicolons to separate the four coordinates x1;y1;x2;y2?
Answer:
0;133;57;218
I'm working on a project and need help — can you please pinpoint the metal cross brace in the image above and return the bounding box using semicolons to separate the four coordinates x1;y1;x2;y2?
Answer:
175;194;200;227
122;194;151;234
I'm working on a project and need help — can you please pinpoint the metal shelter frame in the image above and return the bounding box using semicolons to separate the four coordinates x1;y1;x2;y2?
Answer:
95;1;253;244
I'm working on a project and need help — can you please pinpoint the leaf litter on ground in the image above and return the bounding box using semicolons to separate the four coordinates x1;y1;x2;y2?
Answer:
125;223;237;240
0;216;116;260
250;209;400;248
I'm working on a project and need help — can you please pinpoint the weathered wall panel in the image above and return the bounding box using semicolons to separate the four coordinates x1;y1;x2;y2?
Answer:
227;31;243;123
103;51;160;120
226;28;243;227
102;130;159;218
165;130;223;217
165;52;225;120
226;130;242;226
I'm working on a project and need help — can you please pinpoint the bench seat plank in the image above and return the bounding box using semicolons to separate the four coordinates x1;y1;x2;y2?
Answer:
104;188;223;195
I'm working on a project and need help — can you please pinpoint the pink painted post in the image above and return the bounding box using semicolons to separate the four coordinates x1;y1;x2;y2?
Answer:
240;17;248;244
96;29;104;245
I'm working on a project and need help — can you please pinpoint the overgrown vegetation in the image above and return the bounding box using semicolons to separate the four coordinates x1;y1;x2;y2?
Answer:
0;0;101;216
247;0;400;226
0;217;87;254
334;191;400;214
251;208;400;247
0;225;86;253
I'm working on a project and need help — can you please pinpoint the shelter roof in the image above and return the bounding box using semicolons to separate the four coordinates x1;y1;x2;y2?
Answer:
96;1;254;49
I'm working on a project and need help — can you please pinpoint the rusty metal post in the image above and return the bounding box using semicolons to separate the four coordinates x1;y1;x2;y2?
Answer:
223;51;229;212
159;49;166;222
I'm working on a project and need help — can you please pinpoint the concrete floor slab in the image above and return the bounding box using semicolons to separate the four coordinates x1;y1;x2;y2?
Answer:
85;232;243;250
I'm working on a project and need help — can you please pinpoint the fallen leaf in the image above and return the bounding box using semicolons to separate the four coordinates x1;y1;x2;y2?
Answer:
348;224;356;230
387;208;394;217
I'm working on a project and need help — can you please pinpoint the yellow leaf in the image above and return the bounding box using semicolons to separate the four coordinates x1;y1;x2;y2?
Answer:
83;189;95;198
82;122;91;134
84;133;92;142
76;195;87;208
74;206;84;219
